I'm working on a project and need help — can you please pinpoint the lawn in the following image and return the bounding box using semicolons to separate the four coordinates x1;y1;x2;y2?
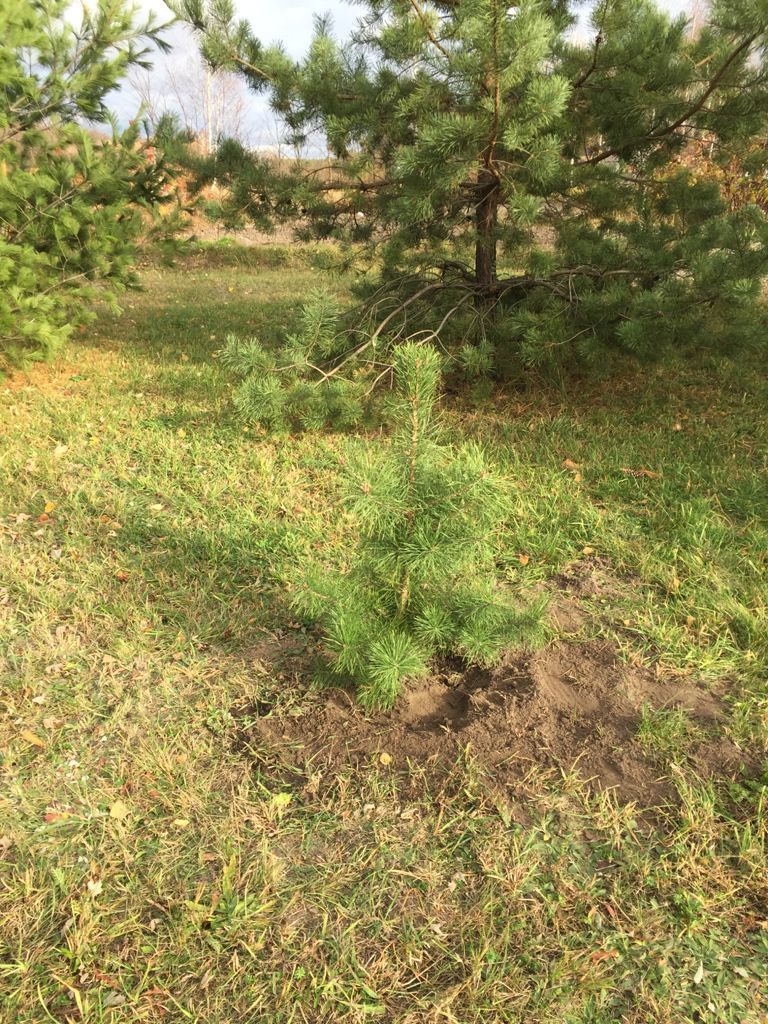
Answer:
1;243;767;1023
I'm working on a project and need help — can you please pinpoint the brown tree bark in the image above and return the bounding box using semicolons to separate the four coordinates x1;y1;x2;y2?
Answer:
474;166;498;309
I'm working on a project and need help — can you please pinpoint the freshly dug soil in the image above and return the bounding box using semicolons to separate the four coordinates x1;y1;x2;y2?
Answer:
235;560;759;811
238;638;751;810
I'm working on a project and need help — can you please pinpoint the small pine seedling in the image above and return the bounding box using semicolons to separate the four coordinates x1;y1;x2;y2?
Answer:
290;342;545;709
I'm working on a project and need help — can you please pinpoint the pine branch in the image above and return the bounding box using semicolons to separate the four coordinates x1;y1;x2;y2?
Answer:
578;31;761;166
407;0;451;59
231;54;274;83
309;178;393;193
573;0;609;90
572;30;604;90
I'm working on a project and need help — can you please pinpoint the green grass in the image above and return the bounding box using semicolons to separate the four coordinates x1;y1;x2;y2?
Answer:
636;706;705;761
1;244;767;1023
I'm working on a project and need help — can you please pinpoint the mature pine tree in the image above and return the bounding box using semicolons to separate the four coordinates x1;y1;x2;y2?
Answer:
174;0;768;395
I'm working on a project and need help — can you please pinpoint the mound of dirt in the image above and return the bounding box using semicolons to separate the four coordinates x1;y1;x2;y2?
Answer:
238;640;751;810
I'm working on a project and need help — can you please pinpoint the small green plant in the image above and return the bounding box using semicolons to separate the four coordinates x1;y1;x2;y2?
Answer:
636;705;702;762
220;289;365;432
289;341;544;709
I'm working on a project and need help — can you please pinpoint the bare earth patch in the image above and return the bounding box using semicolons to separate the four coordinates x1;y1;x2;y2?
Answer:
234;560;760;811
239;636;755;810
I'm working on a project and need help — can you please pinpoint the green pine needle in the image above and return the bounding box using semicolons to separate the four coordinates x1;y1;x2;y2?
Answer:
359;632;429;710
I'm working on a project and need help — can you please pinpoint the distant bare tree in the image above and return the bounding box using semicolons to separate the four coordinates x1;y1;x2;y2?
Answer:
128;66;164;131
129;27;249;149
689;0;709;37
165;48;248;152
250;110;286;169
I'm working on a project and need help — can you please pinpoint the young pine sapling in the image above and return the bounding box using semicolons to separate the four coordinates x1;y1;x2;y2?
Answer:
290;342;544;709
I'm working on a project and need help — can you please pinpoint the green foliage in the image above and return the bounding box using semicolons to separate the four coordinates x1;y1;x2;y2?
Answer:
0;0;177;369
168;134;285;233
220;289;366;431
289;342;544;708
177;0;768;388
152;111;197;164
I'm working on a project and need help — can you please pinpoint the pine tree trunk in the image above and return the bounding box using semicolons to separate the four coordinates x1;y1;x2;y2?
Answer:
474;167;498;309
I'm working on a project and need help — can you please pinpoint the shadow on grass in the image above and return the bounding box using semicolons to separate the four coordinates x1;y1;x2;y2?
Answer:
91;245;332;366
81;491;307;646
93;290;304;365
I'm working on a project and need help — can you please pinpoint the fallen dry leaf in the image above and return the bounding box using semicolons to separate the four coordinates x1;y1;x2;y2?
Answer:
582;546;596;556
44;809;72;823
561;458;581;472
590;949;620;963
87;878;103;897
518;554;530;566
20;729;45;748
109;800;130;821
102;992;127;1008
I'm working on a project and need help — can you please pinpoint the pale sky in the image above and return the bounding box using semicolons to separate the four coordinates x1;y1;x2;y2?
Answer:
150;0;693;59
113;0;697;143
